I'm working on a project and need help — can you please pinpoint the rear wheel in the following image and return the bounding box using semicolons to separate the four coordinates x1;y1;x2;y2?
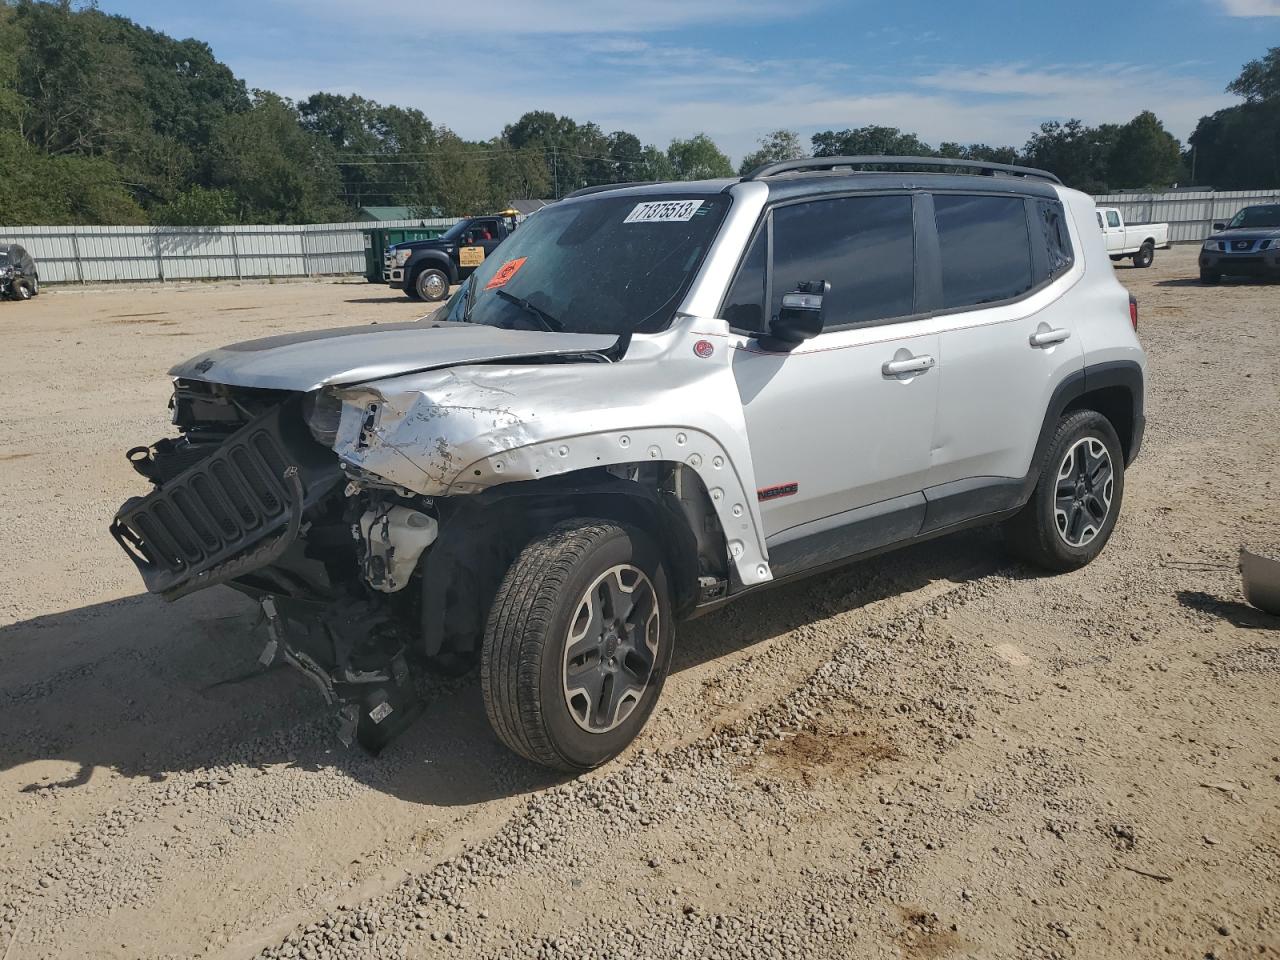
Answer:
1200;268;1222;285
1132;241;1154;268
1005;410;1125;572
413;267;450;302
480;519;674;772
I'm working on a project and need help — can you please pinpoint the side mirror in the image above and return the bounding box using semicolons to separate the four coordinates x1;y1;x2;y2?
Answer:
1213;223;1226;232
758;280;828;352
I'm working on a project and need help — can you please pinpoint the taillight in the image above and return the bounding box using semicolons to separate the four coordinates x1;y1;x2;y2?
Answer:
1128;293;1138;332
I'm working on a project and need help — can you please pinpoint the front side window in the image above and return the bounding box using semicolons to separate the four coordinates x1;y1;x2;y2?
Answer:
1037;200;1075;279
721;227;768;332
444;194;729;335
934;194;1033;309
769;195;916;328
1106;210;1122;228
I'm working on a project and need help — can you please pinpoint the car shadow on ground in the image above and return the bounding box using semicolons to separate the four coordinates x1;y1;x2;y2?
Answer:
1176;589;1279;629
0;530;1005;809
1155;277;1279;288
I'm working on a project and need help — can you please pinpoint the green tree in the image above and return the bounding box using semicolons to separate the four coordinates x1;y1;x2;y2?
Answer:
0;130;144;224
1022;119;1117;192
666;133;733;180
1106;111;1184;188
1188;48;1280;188
1226;46;1280;103
151;185;238;225
937;142;1021;165
207;92;346;223
811;125;933;157
738;129;806;175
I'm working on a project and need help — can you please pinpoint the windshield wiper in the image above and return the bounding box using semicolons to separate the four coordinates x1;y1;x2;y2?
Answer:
492;289;563;332
460;275;480;323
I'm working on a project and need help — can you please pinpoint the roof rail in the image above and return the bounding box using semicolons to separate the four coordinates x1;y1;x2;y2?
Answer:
742;156;1062;186
561;180;659;200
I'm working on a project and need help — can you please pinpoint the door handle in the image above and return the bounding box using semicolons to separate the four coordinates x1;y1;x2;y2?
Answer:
1029;328;1071;348
882;355;936;376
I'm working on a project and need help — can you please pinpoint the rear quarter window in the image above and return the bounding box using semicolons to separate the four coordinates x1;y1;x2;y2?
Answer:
934;194;1033;309
1036;200;1074;280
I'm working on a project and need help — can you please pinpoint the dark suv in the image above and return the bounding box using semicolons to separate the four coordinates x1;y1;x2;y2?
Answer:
385;215;516;301
0;244;40;301
1200;203;1280;283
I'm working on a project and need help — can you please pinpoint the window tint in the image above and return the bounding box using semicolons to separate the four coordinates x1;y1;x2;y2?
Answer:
1106;210;1121;228
934;194;1033;309
1036;200;1074;279
770;195;915;328
722;226;768;332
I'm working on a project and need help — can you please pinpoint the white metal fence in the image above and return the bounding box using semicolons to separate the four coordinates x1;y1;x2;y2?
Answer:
1092;189;1280;243
0;217;460;284
4;190;1280;285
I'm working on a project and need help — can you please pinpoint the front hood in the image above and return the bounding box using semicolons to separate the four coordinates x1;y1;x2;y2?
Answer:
169;321;619;392
1210;227;1280;242
393;238;449;251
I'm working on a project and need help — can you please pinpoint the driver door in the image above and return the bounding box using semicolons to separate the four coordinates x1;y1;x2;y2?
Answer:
725;194;939;573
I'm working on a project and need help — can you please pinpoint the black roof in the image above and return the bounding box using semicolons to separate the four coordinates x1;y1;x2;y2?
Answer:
759;169;1060;203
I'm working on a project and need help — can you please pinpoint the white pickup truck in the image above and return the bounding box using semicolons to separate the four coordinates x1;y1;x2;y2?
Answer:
1095;207;1171;268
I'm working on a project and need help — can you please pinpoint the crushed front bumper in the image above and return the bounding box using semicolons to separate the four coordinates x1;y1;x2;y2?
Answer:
110;399;342;600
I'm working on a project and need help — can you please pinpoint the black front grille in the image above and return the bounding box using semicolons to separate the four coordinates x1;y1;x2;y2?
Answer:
1233;240;1252;251
113;399;343;597
114;425;294;578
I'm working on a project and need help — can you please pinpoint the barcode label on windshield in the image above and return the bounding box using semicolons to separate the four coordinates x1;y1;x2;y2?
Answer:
623;200;704;224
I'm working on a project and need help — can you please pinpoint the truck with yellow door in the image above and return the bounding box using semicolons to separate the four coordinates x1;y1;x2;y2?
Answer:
384;213;519;301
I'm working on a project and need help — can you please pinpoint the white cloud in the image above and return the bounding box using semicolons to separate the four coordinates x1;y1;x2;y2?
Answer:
1218;0;1280;15
277;0;812;34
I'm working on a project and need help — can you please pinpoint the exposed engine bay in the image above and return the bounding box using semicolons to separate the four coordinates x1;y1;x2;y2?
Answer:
111;374;726;753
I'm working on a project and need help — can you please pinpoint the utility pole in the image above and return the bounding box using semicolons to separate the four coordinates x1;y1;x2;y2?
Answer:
552;145;559;200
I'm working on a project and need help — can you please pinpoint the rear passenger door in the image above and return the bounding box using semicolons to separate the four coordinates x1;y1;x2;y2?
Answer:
922;192;1084;531
726;194;941;568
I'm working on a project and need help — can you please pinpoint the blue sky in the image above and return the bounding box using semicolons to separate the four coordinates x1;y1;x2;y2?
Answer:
101;0;1279;162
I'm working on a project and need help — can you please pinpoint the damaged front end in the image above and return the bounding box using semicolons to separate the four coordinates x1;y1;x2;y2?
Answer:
111;379;442;751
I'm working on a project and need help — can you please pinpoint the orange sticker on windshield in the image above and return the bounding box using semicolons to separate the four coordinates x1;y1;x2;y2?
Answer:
485;257;527;290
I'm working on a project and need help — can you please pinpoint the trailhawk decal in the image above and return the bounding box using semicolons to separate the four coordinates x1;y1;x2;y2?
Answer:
757;482;799;502
623;199;704;224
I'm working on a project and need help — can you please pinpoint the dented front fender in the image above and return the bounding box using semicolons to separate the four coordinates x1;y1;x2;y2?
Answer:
331;325;774;586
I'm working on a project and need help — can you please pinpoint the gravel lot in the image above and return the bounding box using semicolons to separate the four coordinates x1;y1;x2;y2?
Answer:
1;249;1278;960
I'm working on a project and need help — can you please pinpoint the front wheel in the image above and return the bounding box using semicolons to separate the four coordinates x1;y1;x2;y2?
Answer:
481;519;674;772
1200;268;1222;285
413;267;450;302
1005;410;1125;572
1132;241;1154;268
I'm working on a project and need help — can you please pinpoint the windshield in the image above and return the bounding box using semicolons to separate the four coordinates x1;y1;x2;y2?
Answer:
442;194;729;335
1228;205;1280;229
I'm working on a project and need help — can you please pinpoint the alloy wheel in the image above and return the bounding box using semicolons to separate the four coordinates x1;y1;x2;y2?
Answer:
1053;436;1114;548
562;564;660;733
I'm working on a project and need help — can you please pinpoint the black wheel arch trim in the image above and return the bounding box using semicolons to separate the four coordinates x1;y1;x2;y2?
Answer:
407;251;458;284
1026;361;1145;492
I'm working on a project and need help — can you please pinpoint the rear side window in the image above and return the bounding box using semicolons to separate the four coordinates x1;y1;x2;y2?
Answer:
934;195;1033;309
769;195;915;328
1036;200;1074;279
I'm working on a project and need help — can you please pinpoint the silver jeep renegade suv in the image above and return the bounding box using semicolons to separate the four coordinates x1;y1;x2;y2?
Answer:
112;157;1146;771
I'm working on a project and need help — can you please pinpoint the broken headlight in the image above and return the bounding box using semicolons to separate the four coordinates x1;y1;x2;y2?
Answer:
302;388;344;447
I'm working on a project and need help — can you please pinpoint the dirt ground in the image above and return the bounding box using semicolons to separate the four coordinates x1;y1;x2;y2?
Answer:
1;249;1277;960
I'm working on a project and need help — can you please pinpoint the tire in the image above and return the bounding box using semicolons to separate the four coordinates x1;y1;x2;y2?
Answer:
1200;268;1222;285
1132;242;1154;268
10;279;32;301
481;519;674;772
413;267;450;302
30;277;39;296
1005;410;1125;573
